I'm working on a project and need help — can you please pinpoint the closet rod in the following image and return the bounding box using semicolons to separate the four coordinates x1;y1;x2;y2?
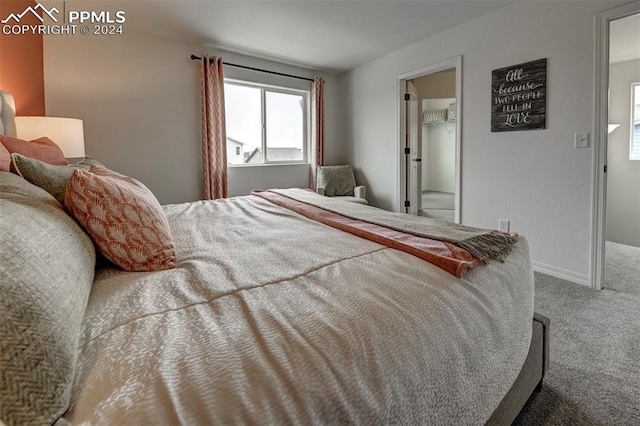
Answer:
190;55;314;82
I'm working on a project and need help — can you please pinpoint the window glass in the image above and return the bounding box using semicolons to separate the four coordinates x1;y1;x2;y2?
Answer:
224;80;308;165
631;83;640;161
224;84;261;165
265;91;304;162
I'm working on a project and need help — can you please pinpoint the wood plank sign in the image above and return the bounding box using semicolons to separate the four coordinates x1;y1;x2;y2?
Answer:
491;58;546;132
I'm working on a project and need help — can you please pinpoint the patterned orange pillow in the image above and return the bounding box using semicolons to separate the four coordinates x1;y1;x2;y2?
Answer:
64;165;176;271
0;135;67;172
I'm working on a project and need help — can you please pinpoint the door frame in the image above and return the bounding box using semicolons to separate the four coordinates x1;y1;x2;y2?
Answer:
407;81;421;215
397;56;462;222
590;2;640;290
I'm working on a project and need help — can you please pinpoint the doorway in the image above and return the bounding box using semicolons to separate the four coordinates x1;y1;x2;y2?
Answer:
591;4;640;291
603;12;640;295
420;93;457;221
398;56;462;223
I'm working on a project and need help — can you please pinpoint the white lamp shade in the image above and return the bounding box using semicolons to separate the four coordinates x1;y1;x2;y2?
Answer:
15;117;85;158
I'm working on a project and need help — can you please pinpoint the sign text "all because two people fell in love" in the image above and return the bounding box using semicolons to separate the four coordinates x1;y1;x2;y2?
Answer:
491;58;547;132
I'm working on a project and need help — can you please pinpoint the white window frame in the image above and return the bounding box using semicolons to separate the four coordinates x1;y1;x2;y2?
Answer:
224;79;310;166
630;82;640;161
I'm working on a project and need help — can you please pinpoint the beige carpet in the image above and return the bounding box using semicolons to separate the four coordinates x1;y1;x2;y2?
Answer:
604;241;640;296
514;272;640;425
420;191;454;222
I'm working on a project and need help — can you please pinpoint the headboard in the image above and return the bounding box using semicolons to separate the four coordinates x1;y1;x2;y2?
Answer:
0;90;17;137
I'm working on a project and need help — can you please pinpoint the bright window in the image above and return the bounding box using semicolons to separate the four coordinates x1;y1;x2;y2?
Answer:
631;83;640;161
224;80;308;165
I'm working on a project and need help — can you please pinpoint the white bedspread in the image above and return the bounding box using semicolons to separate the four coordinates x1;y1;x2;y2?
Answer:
64;195;534;425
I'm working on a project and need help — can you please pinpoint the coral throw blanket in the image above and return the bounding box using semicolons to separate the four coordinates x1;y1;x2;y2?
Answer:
253;189;517;278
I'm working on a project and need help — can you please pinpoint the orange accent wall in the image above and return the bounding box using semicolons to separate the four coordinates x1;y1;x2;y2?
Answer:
0;0;46;116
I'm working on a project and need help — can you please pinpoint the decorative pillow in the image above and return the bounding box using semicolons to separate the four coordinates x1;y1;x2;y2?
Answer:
0;90;17;137
317;165;357;197
0;142;10;172
447;102;457;122
422;109;447;125
12;153;104;204
0;171;96;425
0;134;67;173
64;165;176;272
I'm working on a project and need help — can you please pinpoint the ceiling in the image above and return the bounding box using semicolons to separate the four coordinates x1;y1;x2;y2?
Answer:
610;12;640;64
70;0;513;73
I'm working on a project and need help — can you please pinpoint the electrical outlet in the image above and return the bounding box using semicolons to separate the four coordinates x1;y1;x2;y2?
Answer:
499;219;510;233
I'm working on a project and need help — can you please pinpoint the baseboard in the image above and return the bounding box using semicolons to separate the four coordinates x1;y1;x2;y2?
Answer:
531;261;590;287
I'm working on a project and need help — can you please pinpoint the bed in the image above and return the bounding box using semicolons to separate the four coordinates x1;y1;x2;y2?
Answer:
1;167;548;425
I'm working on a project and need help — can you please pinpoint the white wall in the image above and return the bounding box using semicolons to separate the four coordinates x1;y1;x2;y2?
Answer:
413;71;456;191
341;1;626;284
43;30;343;204
422;98;456;193
412;69;456;99
606;59;640;247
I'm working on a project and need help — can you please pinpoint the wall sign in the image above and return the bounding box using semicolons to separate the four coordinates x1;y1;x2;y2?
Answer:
491;58;546;132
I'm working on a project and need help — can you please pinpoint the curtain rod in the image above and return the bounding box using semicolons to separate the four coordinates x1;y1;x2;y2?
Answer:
190;55;314;82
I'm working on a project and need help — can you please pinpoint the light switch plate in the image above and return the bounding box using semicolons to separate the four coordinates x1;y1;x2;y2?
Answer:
574;132;590;148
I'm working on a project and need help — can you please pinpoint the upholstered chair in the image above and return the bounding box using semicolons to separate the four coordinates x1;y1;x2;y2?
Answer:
316;165;367;204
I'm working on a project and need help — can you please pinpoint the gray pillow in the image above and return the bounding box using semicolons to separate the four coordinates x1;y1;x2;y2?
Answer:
12;153;104;204
0;171;96;425
317;165;356;197
0;90;17;137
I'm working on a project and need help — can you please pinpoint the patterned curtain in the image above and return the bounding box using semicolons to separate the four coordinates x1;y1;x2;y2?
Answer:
310;77;325;191
200;55;228;200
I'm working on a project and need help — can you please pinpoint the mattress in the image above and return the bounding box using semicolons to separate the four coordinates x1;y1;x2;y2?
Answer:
63;194;534;424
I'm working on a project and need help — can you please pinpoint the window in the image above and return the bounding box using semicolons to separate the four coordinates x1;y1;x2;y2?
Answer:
631;83;640;161
224;80;309;165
